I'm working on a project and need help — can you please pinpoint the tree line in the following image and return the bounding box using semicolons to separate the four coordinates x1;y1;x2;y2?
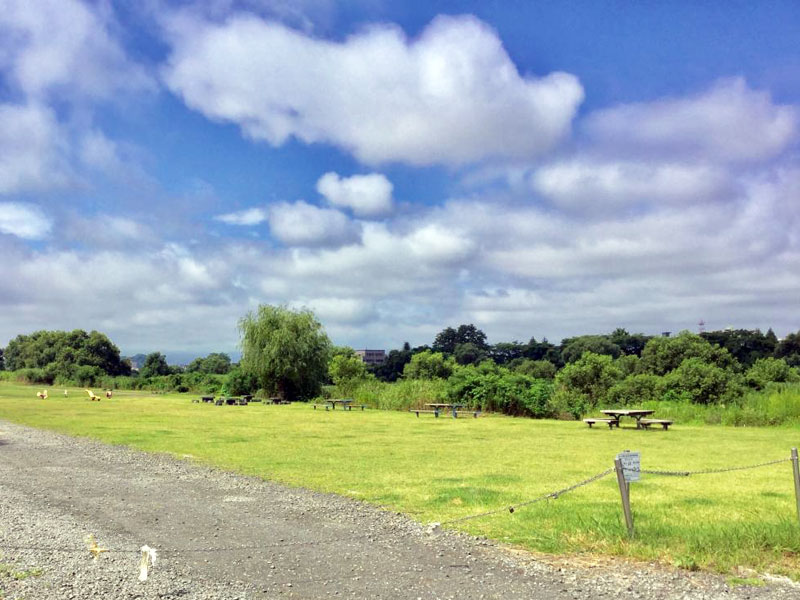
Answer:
2;308;799;419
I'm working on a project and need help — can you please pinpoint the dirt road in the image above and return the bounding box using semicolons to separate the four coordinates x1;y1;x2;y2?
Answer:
0;421;795;599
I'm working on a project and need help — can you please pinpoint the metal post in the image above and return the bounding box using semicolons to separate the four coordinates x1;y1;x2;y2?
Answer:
615;457;634;537
792;448;800;526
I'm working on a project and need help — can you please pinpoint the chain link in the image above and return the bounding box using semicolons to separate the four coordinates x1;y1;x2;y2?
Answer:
442;468;614;525
634;456;792;477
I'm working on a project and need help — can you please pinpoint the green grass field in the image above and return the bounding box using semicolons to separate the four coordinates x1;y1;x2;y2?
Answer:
1;382;799;578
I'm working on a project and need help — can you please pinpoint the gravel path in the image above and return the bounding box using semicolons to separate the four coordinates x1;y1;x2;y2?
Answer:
0;420;797;600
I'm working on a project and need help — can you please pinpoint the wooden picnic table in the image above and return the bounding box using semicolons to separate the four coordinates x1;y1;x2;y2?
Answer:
425;403;464;418
600;409;655;428
327;398;353;410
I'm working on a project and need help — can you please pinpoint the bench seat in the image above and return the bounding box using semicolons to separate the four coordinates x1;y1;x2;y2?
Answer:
583;418;618;429
312;403;330;410
638;418;673;430
410;409;440;417
345;404;368;411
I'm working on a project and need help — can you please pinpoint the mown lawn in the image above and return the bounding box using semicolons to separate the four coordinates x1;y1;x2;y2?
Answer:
1;382;799;578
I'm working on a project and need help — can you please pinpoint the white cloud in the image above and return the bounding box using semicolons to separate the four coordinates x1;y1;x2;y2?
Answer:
0;102;71;194
215;207;268;226
531;159;734;210
0;0;154;100
162;13;583;166
316;172;393;217
268;201;361;247
289;297;379;325
0;202;52;239
585;78;798;163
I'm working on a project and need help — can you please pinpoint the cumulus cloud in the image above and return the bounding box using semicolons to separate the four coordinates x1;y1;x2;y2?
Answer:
0;201;52;239
585;78;798;163
289;297;379;325
0;102;72;194
215;207;268;226
531;159;734;210
0;0;154;100
63;214;153;248
162;13;583;166
316;172;393;217
268;201;361;247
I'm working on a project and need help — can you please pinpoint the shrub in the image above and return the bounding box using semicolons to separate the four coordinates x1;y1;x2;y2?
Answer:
445;366;554;417
745;357;800;389
223;369;259;396
403;350;455;380
553;352;622;417
663;358;743;405
512;359;557;379
606;374;665;406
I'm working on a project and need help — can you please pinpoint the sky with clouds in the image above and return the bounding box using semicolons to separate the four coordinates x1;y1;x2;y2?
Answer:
0;0;798;360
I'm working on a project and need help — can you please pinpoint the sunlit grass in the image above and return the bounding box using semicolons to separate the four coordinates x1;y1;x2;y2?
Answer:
1;382;799;577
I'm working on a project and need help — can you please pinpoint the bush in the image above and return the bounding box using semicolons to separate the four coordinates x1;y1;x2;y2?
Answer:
223;369;259;396
14;368;52;385
553;352;622;417
445;365;555;417
606;374;665;406
663;358;743;405
745;357;800;389
512;359;556;379
403;351;455;380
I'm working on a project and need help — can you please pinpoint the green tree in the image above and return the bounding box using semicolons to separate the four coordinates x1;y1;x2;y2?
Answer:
775;331;800;367
0;347;4;370
701;328;778;367
403;350;455;380
186;352;232;374
745;357;800;389
663;358;742;405
432;324;488;354
453;342;487;365
3;329;129;377
523;337;560;365
488;342;526;365
640;331;737;375
561;335;621;363
606;374;665;406
608;328;651;357
238;305;332;401
372;346;413;382
553;352;623;418
512;359;556;379
140;352;171;378
329;354;370;388
614;354;641;377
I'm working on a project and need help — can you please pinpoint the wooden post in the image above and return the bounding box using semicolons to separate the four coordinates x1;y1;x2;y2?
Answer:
792;447;800;526
615;457;634;537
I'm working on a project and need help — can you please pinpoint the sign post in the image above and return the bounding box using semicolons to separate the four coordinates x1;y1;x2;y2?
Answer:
792;448;800;526
615;450;639;537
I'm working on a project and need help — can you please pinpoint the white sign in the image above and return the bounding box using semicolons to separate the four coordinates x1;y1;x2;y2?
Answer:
618;451;641;482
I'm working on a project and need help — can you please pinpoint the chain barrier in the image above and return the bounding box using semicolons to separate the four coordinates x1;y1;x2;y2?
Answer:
634;456;792;477
442;467;615;525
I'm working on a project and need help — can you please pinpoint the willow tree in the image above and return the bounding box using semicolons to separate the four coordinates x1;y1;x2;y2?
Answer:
238;305;332;401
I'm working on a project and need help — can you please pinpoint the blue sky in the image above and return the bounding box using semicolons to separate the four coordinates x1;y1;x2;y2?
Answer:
0;0;798;360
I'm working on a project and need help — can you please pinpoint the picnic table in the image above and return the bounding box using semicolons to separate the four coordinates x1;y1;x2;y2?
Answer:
425;403;464;418
327;398;353;410
600;409;655;428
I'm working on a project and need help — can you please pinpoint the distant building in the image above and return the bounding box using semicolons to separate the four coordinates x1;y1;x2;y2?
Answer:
355;349;386;365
